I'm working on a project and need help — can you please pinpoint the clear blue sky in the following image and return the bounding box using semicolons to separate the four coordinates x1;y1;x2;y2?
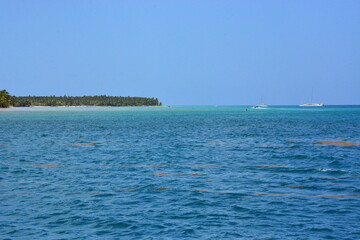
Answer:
1;0;359;105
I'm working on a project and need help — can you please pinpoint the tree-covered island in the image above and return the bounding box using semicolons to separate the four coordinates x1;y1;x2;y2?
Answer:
0;90;162;107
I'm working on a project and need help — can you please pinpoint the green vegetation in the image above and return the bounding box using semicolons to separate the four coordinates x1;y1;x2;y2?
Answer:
0;90;161;107
12;95;161;107
0;90;12;108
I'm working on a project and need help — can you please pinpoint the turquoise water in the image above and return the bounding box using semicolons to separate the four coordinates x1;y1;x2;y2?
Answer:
1;106;360;239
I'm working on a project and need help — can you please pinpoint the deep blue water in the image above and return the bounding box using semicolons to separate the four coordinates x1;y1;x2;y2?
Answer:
1;106;360;239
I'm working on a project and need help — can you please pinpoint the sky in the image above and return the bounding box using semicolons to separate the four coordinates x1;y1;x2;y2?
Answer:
1;0;359;105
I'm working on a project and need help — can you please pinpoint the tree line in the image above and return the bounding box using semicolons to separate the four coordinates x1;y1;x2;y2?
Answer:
0;90;162;107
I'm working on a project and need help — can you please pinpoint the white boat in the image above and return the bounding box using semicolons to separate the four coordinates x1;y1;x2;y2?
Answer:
252;103;268;109
300;89;324;107
252;105;268;109
299;103;324;107
253;97;268;108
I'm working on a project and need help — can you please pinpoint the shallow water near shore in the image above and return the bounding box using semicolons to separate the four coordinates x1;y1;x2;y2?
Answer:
1;106;360;239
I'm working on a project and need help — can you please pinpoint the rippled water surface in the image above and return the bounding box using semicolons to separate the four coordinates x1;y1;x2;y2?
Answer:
1;106;360;239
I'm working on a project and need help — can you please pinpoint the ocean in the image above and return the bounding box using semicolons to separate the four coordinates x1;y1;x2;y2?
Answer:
1;106;359;239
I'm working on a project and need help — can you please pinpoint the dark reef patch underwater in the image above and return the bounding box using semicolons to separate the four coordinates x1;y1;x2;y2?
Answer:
1;106;360;239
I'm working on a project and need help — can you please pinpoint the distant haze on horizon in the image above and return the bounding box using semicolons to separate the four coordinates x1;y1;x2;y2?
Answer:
1;1;359;105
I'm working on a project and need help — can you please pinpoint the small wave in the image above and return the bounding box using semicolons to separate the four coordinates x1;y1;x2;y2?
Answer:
118;189;137;192
319;176;342;179
28;164;58;168
317;168;349;174
152;172;202;176
315;140;360;146
70;142;96;146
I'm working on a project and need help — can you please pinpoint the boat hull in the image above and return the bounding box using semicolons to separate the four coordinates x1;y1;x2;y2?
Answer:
299;103;324;107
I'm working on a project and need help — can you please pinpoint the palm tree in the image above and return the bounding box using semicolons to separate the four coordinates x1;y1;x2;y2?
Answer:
0;89;12;108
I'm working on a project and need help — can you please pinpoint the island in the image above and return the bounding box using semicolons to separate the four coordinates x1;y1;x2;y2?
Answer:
0;90;161;107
